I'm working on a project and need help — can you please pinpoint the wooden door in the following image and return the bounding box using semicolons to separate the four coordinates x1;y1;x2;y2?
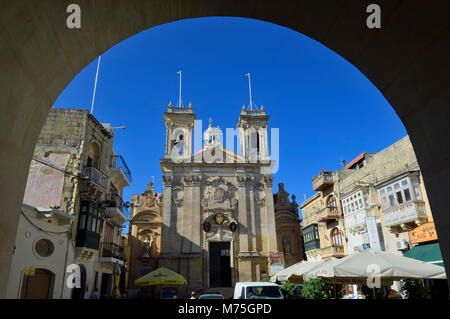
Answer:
20;268;53;299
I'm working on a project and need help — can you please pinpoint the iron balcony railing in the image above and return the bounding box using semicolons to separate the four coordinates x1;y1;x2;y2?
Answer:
101;242;124;260
104;193;130;220
110;155;132;183
83;166;108;191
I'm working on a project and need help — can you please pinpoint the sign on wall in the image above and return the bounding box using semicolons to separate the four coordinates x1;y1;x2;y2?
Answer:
409;222;438;244
269;252;284;276
365;216;382;251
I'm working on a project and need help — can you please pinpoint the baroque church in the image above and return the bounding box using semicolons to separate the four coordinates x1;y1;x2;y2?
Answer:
126;102;304;297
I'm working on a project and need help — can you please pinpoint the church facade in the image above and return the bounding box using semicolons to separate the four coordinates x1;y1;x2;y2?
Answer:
158;103;279;293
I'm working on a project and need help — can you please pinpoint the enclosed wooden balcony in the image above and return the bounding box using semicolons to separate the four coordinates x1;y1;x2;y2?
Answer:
312;171;334;191
382;200;428;231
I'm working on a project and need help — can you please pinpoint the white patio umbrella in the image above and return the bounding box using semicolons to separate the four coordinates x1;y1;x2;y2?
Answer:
303;249;447;298
270;258;338;283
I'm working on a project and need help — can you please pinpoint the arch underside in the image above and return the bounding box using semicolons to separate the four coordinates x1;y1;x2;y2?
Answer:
1;0;450;295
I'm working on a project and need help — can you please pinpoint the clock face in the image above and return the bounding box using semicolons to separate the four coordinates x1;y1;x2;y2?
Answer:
215;213;225;225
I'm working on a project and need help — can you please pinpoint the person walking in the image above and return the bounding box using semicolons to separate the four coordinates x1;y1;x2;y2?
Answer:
91;288;100;299
190;291;197;299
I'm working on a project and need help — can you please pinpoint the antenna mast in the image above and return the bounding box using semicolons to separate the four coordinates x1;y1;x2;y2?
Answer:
177;70;183;107
90;55;101;114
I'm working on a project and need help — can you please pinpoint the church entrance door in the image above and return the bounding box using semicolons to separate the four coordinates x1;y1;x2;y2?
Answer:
209;242;231;287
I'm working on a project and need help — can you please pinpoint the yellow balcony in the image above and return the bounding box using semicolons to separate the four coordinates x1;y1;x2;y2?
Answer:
320;246;346;259
312;172;334;191
317;207;341;222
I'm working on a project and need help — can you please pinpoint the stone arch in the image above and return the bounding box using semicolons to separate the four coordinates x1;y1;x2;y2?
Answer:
2;1;450;295
87;140;101;169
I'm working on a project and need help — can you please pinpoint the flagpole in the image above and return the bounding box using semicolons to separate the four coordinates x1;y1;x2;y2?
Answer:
177;70;182;107
90;55;101;114
245;73;253;110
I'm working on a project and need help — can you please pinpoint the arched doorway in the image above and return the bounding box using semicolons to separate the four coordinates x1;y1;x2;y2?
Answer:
1;1;450;295
20;268;54;299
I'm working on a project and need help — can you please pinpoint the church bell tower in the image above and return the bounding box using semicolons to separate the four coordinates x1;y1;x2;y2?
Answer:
236;105;270;162
164;102;195;161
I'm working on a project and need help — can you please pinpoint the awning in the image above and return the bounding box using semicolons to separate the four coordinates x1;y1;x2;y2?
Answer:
404;243;444;267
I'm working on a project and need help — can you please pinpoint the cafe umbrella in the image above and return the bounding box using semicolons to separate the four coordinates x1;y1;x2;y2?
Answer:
270;259;331;283
134;267;187;298
302;249;447;298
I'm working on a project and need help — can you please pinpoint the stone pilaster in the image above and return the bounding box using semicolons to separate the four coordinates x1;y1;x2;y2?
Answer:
236;175;249;253
264;175;278;253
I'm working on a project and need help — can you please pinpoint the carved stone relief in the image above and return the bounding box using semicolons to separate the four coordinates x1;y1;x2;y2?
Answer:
172;182;184;207
254;182;266;207
201;213;237;242
201;176;237;211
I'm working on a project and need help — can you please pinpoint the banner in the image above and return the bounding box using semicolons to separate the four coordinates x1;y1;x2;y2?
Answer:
365;216;381;251
269;252;284;276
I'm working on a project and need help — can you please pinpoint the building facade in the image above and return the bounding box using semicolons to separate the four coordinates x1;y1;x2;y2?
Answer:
273;183;305;267
300;136;439;297
301;171;348;262
158;103;279;296
125;182;163;298
7;108;132;299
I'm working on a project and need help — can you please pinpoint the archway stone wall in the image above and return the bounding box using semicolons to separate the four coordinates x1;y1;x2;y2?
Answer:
1;1;450;296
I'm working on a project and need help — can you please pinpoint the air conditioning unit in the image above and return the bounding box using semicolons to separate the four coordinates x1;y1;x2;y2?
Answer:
396;240;408;251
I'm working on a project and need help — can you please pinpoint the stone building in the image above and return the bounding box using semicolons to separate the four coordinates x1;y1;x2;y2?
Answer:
7;108;132;299
158;103;278;296
337;136;434;256
273;183;305;267
125;182;163;298
301;171;348;261
301;135;440;297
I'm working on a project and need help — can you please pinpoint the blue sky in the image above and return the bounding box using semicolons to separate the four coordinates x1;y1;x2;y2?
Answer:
53;17;407;224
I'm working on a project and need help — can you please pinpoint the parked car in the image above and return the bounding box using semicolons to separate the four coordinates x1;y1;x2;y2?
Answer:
233;282;284;299
199;294;224;299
